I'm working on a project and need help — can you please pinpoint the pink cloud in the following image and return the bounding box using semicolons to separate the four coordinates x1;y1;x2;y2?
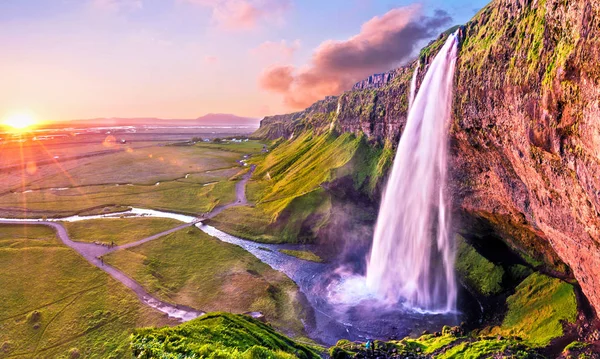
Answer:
251;39;301;62
185;0;291;30
259;65;294;92
259;6;452;109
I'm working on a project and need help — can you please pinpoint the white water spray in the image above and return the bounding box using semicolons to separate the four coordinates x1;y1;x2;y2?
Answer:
366;33;459;312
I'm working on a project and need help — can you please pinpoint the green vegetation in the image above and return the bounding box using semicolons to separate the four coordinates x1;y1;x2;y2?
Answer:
104;227;307;335
279;249;323;263
0;141;264;217
501;273;577;346
179;167;241;185
207;206;276;242
0;224;170;358
481;273;577;347
194;141;266;154
0;176;237;217
131;312;321;359
433;338;538;359
329;330;541;359
455;235;505;296
0;224;58;248
459;0;578;90
210;131;391;243
563;341;589;352
63;217;183;245
254;132;360;210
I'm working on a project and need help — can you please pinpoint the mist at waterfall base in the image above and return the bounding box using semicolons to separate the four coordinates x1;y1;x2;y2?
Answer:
312;32;460;342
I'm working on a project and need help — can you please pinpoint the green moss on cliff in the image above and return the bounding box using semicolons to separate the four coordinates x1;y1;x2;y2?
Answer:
329;332;542;358
131;312;321;359
434;338;537;359
481;273;577;347
455;235;505;296
461;0;579;90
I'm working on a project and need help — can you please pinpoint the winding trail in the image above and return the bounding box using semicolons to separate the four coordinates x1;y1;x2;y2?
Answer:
0;164;256;322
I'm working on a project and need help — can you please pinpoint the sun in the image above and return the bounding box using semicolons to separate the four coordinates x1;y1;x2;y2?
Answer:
2;112;38;132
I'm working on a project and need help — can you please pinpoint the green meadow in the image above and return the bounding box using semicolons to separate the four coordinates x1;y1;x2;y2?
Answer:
63;217;184;245
0;224;172;359
103;227;309;337
0;141;264;217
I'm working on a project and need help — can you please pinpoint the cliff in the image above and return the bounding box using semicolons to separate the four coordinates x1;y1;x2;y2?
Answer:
352;69;400;90
253;0;600;316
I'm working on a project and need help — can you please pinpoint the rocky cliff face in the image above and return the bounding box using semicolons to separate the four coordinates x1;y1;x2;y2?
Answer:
255;0;600;315
452;0;600;315
352;69;399;90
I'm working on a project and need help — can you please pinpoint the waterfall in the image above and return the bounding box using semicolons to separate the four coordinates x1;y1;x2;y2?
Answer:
408;62;420;110
366;33;459;313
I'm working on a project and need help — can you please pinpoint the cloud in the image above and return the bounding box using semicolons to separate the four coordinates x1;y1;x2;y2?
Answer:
185;0;291;30
259;65;294;92
250;40;301;62
259;5;452;109
91;0;143;12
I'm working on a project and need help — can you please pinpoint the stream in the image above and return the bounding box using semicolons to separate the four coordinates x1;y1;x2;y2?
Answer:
0;206;457;345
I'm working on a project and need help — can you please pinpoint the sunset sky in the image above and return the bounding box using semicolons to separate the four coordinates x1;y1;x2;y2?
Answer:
1;0;488;122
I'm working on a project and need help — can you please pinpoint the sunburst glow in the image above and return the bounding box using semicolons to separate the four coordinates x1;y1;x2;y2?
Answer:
2;112;38;132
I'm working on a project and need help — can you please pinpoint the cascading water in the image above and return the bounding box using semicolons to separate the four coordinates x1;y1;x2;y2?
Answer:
408;62;420;110
366;33;459;312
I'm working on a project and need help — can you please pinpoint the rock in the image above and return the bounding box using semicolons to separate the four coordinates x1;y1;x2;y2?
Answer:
353;70;400;91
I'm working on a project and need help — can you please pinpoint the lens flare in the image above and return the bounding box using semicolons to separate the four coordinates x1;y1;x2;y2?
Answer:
2;112;38;132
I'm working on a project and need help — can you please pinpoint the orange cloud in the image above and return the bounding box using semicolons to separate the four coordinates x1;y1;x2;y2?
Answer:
259;6;452;109
186;0;291;30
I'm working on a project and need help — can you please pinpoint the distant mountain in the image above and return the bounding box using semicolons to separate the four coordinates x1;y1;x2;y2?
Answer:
47;114;260;129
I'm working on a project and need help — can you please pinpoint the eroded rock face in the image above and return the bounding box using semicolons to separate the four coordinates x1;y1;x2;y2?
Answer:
451;0;600;315
255;0;600;315
352;69;400;90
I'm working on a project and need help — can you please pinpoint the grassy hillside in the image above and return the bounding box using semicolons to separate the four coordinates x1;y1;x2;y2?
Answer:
131;312;322;359
208;131;392;244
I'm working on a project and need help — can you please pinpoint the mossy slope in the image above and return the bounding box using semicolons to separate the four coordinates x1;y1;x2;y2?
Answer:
209;131;390;244
131;312;321;359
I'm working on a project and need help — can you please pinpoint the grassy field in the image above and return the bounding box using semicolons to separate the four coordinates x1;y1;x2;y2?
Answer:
0;179;237;217
0;141;264;218
63;217;184;245
194;141;266;154
103;227;309;336
0;224;172;359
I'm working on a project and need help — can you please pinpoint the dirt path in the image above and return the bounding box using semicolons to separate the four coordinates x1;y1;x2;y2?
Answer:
0;163;257;321
204;164;255;219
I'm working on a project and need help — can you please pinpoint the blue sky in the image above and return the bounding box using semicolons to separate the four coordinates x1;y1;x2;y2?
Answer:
0;0;489;121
